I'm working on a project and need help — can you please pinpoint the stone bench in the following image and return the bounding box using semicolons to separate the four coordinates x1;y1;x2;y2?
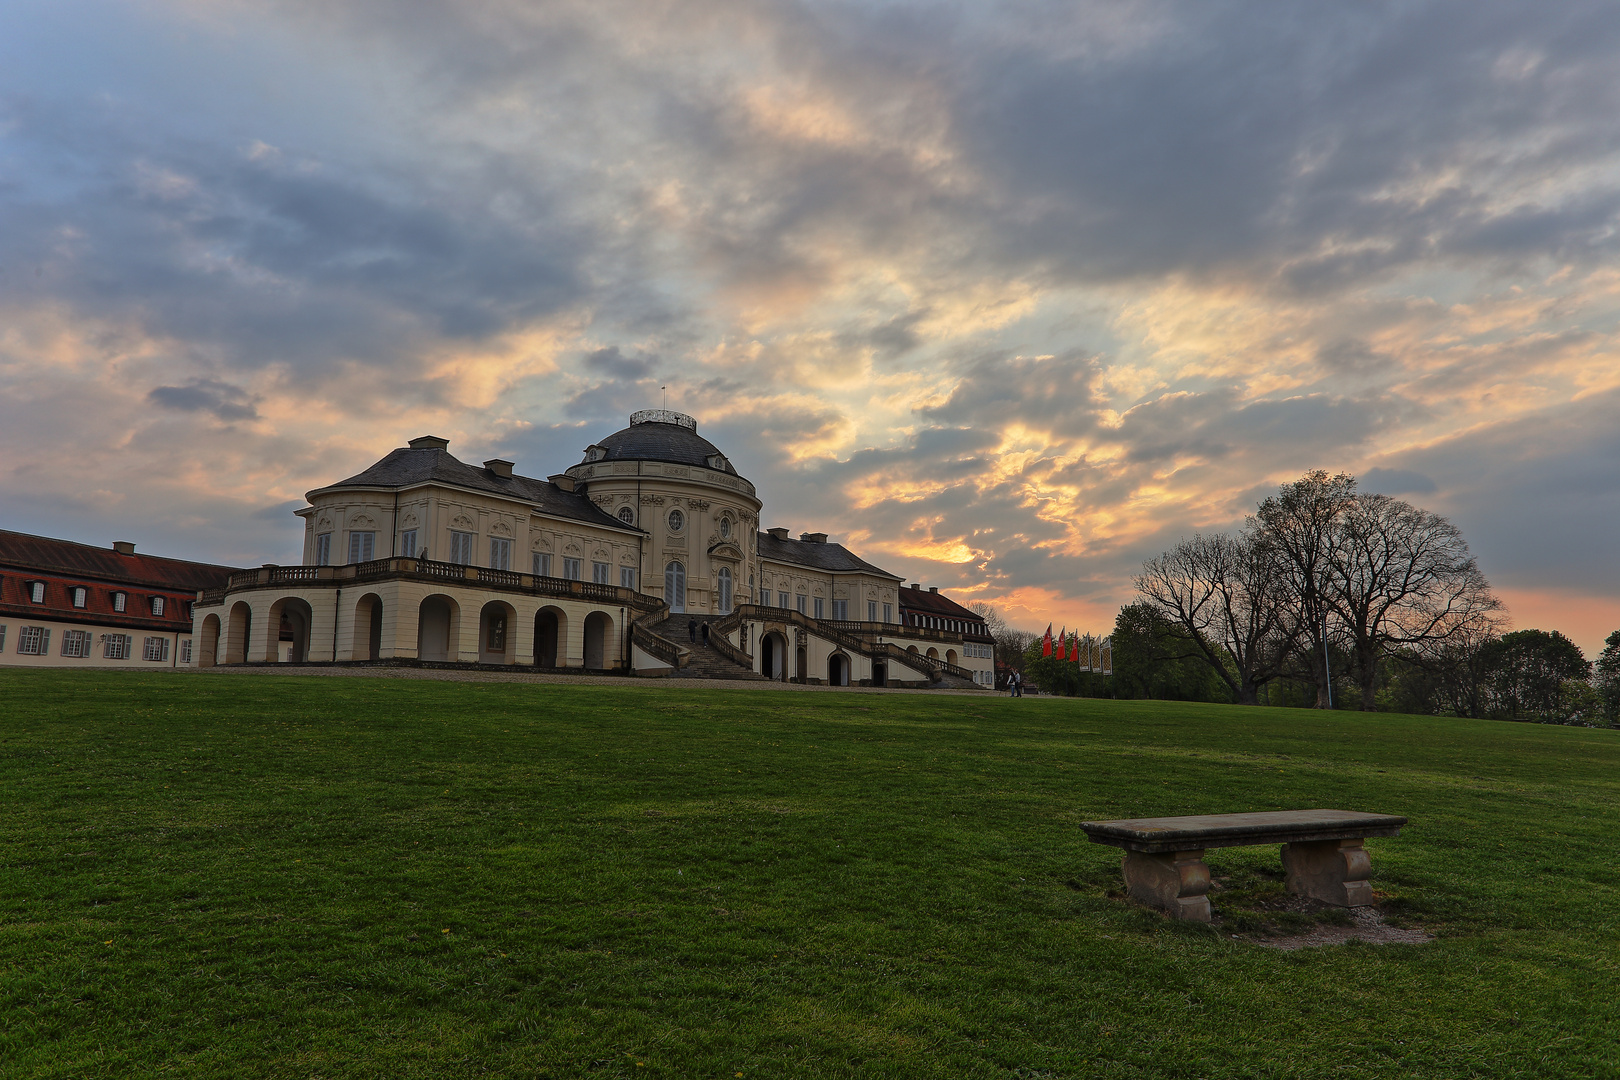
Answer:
1079;809;1407;922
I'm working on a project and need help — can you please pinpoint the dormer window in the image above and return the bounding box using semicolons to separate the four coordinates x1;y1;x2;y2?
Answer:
72;587;87;608
585;445;608;462
706;454;729;471
151;596;166;616
29;581;45;604
113;592;127;612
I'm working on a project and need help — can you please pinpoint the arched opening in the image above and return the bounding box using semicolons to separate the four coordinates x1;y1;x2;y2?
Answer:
872;660;887;688
828;653;849;687
926;647;939;660
907;644;919;655
267;597;314;663
353;593;384;661
583;610;614;670
225;602;252;664
479;601;517;664
795;646;807;684
416;594;460;662
665;561;686;613
946;649;958;666
198;613;221;667
534;606;565;667
760;632;789;680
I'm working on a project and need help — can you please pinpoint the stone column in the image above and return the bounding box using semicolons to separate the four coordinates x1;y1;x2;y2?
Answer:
1281;838;1373;907
1121;849;1211;922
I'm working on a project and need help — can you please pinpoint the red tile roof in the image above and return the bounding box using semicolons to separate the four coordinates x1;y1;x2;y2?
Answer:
0;530;236;591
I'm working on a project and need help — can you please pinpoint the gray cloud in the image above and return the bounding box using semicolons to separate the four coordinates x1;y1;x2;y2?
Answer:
148;378;260;421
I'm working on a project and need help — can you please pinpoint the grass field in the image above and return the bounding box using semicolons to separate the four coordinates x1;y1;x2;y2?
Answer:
2;669;1617;1078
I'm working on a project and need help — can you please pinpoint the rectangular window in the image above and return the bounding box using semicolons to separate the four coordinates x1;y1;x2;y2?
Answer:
883;604;893;623
796;594;807;615
104;634;131;660
0;624;6;652
72;587;87;608
833;599;848;621
620;567;637;589
813;597;824;619
778;591;789;608
563;557;582;580
143;636;170;662
398;529;418;558
348;531;376;564
29;581;44;604
592;561;610;584
868;601;877;622
179;639;193;664
151;596;166;616
61;629;92;658
113;591;127;612
18;626;48;655
533;552;552;577
489;537;512;571
449;531;474;565
315;533;332;566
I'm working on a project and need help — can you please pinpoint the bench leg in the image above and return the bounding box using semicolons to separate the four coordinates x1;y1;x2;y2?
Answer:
1281;838;1373;907
1122;849;1211;922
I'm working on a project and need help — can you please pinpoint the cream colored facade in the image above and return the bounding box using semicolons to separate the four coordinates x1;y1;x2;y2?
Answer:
190;411;991;689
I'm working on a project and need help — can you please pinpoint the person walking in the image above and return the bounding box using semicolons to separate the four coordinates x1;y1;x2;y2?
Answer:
688;618;698;643
1006;670;1018;697
701;622;711;646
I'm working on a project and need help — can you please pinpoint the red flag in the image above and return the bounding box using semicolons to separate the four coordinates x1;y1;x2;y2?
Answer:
1055;627;1067;660
1041;623;1053;657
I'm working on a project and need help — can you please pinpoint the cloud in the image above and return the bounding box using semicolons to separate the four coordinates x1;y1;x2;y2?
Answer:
148;378;260;421
0;0;1617;647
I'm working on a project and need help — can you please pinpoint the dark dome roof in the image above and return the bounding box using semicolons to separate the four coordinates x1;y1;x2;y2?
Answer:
587;412;742;477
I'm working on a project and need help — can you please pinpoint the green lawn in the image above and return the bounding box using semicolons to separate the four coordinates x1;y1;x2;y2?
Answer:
2;670;1616;1079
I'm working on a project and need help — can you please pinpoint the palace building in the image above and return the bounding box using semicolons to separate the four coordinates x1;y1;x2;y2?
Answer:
190;410;994;687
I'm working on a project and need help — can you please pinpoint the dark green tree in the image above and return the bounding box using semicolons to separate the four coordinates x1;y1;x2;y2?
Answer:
1595;630;1620;728
1480;629;1592;723
1109;601;1230;702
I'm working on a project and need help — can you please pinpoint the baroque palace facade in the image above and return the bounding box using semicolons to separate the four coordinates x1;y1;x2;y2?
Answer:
191;411;994;688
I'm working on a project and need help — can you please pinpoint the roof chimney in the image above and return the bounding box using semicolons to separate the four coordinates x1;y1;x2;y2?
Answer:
548;473;577;492
766;527;790;541
929;586;938;593
484;458;514;478
799;532;828;544
409;435;449;450
113;540;136;556
911;583;921;590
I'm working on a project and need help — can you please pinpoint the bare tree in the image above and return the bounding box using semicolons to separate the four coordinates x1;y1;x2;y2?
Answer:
1251;471;1357;708
1135;531;1297;705
1325;493;1503;710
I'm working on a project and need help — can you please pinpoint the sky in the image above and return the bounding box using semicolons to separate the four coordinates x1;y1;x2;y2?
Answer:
2;0;1618;654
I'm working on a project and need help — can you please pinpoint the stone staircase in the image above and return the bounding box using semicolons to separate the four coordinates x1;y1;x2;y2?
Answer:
647;614;767;681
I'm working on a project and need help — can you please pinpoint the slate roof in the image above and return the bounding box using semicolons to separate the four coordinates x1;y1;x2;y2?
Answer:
592;421;742;476
0;530;237;591
313;446;638;531
898;585;988;623
756;531;900;578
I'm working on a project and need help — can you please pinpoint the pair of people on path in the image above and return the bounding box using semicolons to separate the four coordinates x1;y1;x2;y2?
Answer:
1006;670;1023;697
687;619;710;645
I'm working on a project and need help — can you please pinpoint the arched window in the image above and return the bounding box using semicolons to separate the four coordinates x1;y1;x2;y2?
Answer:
719;517;731;539
717;567;732;614
665;561;686;612
618;506;635;525
667;509;684;532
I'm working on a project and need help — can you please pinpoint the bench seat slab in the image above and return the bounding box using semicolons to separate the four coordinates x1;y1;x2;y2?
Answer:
1080;809;1406;853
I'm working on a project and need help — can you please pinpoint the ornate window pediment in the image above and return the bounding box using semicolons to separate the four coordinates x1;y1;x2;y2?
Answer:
707;540;744;561
350;513;376;530
490;521;513;538
451;513;476;531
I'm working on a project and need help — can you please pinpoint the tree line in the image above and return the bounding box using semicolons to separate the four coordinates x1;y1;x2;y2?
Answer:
979;471;1620;726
